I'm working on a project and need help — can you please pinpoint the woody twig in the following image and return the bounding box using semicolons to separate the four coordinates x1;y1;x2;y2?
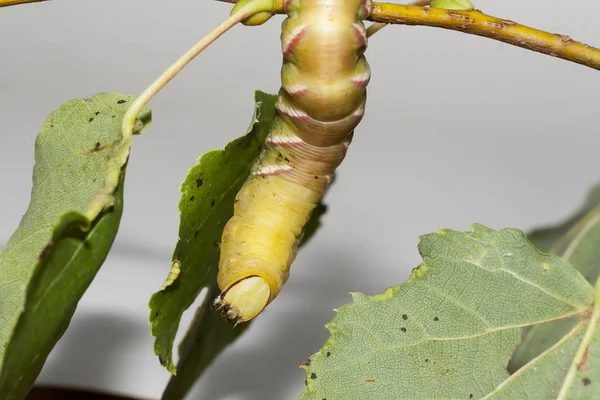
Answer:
369;3;600;71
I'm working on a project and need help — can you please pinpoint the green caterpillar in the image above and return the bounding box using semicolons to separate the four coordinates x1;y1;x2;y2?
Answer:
214;0;372;323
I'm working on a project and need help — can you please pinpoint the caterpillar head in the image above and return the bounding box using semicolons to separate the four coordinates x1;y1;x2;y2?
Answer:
213;276;271;324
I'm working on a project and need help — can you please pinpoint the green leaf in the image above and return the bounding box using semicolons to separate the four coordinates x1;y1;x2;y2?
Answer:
148;91;277;376
299;225;595;400
509;182;600;372
0;93;151;399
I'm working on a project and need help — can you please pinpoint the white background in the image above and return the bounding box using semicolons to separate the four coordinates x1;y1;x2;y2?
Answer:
1;0;599;399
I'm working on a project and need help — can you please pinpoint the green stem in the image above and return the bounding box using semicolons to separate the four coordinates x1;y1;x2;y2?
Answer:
121;0;274;146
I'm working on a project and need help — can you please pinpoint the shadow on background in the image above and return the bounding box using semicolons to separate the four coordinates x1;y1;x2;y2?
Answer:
27;386;146;400
34;312;149;398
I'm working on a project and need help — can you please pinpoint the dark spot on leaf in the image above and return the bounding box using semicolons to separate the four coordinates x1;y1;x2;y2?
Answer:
326;351;331;357
583;378;591;386
434;316;439;321
95;111;100;115
153;311;159;318
94;142;101;151
234;199;239;204
89;117;94;122
83;241;91;249
301;359;311;367
310;373;317;380
211;199;215;207
196;177;203;187
50;124;54;128
425;359;429;362
365;379;375;383
117;99;127;104
112;115;116;118
284;157;290;162
194;230;199;238
401;327;407;333
402;314;407;320
469;395;473;399
190;195;195;201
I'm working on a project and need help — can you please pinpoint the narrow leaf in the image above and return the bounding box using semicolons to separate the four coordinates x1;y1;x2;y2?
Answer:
0;93;151;399
150;91;330;400
149;91;278;374
299;225;594;400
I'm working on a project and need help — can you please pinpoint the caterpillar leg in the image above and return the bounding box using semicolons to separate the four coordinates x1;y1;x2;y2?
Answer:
213;276;270;322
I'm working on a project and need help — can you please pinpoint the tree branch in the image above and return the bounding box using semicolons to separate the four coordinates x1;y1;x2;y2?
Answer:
0;0;48;7
369;3;600;71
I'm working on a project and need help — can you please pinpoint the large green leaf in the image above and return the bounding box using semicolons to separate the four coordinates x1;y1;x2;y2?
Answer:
0;93;151;399
299;225;596;400
508;182;600;372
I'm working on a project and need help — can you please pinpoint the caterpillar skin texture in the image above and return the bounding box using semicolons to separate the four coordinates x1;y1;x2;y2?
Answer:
215;0;372;323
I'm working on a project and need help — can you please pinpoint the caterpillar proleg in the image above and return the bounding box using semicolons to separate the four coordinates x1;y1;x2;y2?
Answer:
215;0;372;323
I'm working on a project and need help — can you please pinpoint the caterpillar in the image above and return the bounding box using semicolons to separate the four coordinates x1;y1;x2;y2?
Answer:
214;0;372;323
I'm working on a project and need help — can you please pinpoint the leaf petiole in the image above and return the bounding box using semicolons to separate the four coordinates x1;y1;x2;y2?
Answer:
121;0;276;147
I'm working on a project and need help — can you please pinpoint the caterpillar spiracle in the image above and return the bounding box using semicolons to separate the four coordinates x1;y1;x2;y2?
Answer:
214;0;372;323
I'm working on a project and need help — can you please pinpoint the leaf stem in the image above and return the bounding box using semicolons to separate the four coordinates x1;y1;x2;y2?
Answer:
121;1;273;145
0;0;47;7
369;3;600;71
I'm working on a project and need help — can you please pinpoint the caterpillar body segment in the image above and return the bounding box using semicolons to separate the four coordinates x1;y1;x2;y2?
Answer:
215;0;372;323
